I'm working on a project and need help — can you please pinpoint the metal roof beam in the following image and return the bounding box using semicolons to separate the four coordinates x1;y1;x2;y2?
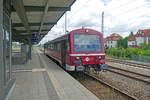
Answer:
12;0;30;32
13;22;56;27
14;30;49;33
38;0;50;39
12;6;70;12
13;33;46;42
12;28;48;35
13;33;46;39
37;0;76;43
13;35;31;39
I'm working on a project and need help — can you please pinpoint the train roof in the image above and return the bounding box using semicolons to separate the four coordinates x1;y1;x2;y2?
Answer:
44;28;102;45
45;33;68;45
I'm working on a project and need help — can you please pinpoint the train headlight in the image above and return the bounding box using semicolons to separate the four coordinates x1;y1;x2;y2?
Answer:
75;57;80;60
96;56;101;59
85;29;89;33
98;56;102;59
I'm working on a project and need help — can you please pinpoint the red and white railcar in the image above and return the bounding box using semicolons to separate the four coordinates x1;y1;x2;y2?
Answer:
44;28;106;71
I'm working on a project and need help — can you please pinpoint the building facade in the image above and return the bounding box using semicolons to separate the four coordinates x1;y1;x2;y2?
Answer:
0;0;15;100
104;33;122;49
128;29;150;48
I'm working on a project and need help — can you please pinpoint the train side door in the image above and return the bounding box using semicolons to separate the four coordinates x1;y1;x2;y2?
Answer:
61;40;66;67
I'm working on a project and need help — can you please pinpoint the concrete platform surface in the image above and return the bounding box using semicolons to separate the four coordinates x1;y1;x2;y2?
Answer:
9;50;99;100
127;60;150;66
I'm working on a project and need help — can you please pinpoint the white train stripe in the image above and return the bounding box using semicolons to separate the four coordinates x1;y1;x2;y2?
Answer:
69;53;105;56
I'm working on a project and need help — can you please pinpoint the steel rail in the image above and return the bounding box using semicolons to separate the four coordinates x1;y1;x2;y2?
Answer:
41;49;138;100
107;66;150;84
108;66;150;78
106;58;150;70
84;72;138;100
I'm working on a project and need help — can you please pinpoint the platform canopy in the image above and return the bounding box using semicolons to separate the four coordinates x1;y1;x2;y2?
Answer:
11;0;76;44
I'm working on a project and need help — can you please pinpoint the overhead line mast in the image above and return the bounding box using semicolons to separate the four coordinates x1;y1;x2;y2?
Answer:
101;11;104;34
65;12;67;34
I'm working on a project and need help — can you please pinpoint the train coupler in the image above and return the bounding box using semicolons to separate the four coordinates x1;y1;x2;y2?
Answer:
100;64;108;72
93;64;107;72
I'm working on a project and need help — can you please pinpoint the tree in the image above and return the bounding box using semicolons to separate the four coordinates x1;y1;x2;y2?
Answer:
117;38;124;48
129;31;134;37
117;32;134;48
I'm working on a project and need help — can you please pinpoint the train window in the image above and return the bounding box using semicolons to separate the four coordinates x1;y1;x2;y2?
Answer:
54;43;57;50
74;34;102;52
50;44;52;49
55;43;57;51
50;44;54;50
66;40;69;52
64;37;69;52
45;45;47;49
47;44;49;49
57;42;61;51
54;43;56;50
64;41;67;52
67;42;69;52
48;44;50;49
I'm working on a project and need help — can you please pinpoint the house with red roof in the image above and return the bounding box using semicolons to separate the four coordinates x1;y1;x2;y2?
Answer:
128;29;150;48
104;33;122;48
128;35;137;48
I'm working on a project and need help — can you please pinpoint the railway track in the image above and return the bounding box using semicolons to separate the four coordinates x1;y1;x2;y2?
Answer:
106;58;150;70
107;66;150;84
42;50;147;100
83;72;138;100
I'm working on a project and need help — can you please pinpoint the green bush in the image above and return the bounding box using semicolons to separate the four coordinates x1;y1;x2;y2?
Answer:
141;49;150;56
105;47;150;60
141;43;150;50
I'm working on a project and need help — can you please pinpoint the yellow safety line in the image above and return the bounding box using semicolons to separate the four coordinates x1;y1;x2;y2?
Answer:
37;50;69;100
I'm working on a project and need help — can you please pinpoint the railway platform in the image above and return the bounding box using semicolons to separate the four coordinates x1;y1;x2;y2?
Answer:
8;49;99;100
106;57;150;67
127;60;150;66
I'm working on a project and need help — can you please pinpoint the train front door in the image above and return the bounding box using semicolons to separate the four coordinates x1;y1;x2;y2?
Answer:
61;40;66;67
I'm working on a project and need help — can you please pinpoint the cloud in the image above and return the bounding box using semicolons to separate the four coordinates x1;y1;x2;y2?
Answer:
40;0;150;44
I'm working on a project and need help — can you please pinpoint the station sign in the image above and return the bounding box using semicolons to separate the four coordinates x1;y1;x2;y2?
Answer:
32;34;38;42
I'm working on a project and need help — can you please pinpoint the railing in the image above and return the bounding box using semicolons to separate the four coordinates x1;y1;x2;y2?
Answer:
131;55;150;63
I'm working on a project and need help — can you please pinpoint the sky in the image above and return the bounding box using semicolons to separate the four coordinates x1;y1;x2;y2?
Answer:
40;0;150;44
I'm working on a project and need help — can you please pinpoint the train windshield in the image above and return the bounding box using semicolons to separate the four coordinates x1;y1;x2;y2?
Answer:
74;34;102;52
